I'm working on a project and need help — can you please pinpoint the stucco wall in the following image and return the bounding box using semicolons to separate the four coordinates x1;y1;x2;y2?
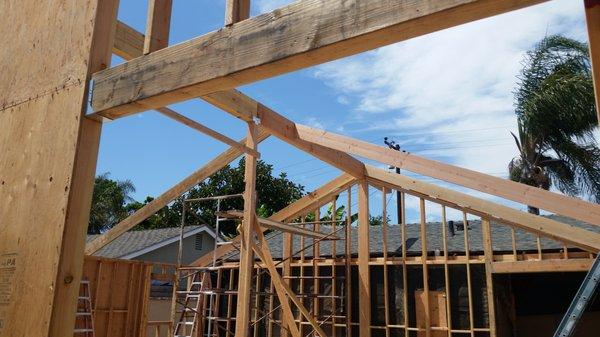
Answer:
133;232;215;265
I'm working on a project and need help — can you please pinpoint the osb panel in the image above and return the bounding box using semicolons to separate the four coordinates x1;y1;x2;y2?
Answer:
0;1;98;336
82;257;150;337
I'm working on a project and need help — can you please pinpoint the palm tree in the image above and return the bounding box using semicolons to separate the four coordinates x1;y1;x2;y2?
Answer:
89;172;136;234
509;35;600;214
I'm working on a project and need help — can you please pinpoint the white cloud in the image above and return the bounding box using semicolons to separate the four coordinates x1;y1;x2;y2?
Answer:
254;0;296;14
313;0;588;177
305;117;325;129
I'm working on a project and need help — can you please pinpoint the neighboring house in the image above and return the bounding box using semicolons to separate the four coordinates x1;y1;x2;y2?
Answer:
87;225;220;265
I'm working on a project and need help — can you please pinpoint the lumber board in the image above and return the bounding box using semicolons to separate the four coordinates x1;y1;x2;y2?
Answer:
357;181;371;337
0;1;115;337
250;227;300;337
85;129;270;254
110;23;364;180
203;90;366;178
91;0;547;118
491;258;595;273
225;0;250;26
114;21;144;59
217;210;340;240
191;173;356;266
295;124;600;226
157;107;260;157
365;166;600;253
234;122;259;337
585;0;600;124
144;0;172;54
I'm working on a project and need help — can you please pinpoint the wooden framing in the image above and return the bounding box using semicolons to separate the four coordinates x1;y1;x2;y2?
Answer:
144;0;172;54
85;129;270;254
295;124;600;225
89;0;547;118
365;165;600;252
234;122;260;337
0;1;118;336
6;1;600;336
157;107;260;157
225;0;250;26
218;210;340;240
357;181;371;337
586;0;600;124
191;173;356;267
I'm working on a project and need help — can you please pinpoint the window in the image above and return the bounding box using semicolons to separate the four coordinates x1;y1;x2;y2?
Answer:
195;233;203;250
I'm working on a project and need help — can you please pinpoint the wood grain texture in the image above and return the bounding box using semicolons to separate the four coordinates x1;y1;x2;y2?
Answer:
91;0;547;118
234;123;259;337
357;181;371;337
225;0;250;26
366;166;600;253
144;0;172;54
295;124;600;226
0;1;114;336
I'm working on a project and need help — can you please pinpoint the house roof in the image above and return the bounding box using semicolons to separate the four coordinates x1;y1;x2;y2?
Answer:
224;214;599;261
87;225;219;259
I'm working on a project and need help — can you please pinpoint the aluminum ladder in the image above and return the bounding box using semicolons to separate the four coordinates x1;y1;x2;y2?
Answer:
553;254;600;337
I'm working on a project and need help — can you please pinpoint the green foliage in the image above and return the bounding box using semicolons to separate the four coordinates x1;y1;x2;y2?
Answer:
132;159;305;237
88;173;136;234
509;35;600;211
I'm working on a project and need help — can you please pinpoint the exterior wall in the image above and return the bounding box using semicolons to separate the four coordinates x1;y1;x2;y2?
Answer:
133;232;215;265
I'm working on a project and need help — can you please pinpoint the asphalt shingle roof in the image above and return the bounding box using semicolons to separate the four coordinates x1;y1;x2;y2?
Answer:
87;226;204;258
225;214;599;261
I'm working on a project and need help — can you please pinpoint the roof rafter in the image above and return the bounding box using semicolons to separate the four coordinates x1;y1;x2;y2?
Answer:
295;123;600;226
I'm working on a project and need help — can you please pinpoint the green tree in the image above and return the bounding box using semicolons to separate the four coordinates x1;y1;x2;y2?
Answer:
133;159;305;237
509;35;600;214
89;173;136;234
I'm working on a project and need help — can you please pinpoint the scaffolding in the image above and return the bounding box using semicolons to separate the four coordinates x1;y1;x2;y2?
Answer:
170;193;350;337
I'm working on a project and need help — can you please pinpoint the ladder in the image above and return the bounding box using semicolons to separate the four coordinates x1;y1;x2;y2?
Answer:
174;270;212;337
554;254;600;337
74;280;94;337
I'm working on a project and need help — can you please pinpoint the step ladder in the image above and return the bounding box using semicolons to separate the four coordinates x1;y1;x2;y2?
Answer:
74;280;94;337
554;255;600;337
174;271;212;337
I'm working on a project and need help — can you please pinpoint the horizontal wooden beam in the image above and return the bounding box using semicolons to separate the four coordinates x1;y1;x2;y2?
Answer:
491;258;594;273
218;210;340;240
109;23;364;179
85;129;270;254
191;173;356;266
157;107;260;157
92;0;546;118
295;124;600;226
365;166;600;253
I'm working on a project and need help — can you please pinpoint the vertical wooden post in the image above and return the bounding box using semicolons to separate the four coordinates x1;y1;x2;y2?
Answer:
144;0;172;54
281;222;292;337
225;0;250;26
234;122;259;337
382;188;391;337
585;0;600;124
482;219;497;337
419;199;431;337
441;206;452;337
345;187;353;337
357;181;371;337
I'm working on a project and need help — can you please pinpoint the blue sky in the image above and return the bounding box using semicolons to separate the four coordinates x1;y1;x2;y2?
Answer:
96;0;591;224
